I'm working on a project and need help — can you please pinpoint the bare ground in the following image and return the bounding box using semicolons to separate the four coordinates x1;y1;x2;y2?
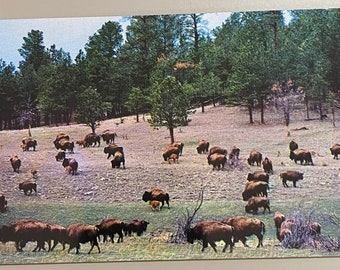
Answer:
1;105;340;205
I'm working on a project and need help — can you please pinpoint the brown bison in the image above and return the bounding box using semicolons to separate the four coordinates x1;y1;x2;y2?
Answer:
21;138;37;151
111;151;125;169
186;221;234;253
330;144;340;159
262;157;273;174
221;216;265;248
208;146;228;157
104;143;124;159
54;132;70;143
279;170;304;188
62;158;78;175
242;181;268;201
247;170;269;183
95;218;125;243
123;219;149;236
84;133;101;147
142;189;170;208
10;155;21;172
273;211;286;231
163;146;180;162
19;181;37;195
150;200;161;211
277;219;321;242
172;141;184;156
55;151;66;161
229;146;240;161
0;193;8;213
168;153;179;163
245;197;270;214
196;140;209;154
101;130;117;144
289;140;299;151
289;149;313;165
76;140;86;147
54;138;74;153
247;150;262;166
66;223;101;254
207;153;227;170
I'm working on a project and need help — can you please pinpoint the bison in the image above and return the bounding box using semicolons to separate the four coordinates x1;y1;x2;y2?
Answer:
19;181;37;195
229;146;240;161
273;211;286;231
84;133;101;147
242;181;268;201
208;146;228;157
10;155;21;172
21;138;37;151
163;146;180;162
207;153;227;170
123;219;149;236
277;219;321;242
142;189;170;208
76;140;86;147
95;218;125;243
186;221;234;253
247;170;269;183
111;151;125;169
172;141;184;156
330;144;340;159
150;200;161;211
221;216;265;248
104;143;124;159
54;133;70;143
66;223;101;254
245;197;270;214
262;157;273;174
54;138;74;153
101;130;117;144
168;153;179;164
289;140;299;151
247;150;262;166
289;149;313;165
279;170;304;188
196;140;209;154
55;151;66;161
47;223;67;251
0;193;8;213
62;158;78;175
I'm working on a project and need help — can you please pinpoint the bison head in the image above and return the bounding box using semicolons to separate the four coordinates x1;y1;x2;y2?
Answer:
142;191;151;202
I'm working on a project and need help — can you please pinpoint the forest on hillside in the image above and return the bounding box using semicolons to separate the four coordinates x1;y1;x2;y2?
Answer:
0;9;339;131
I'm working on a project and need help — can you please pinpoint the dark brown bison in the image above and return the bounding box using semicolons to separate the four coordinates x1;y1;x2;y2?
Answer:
279;170;304;188
196;140;209;154
101;130;117;144
242;181;268;201
289;140;299;151
55;151;65;161
10;155;21;172
247;150;262;166
289;149;313;165
262;157;273;174
0;193;8;213
186;221;234;253
123;219;149;236
84;133;101;147
104;143;124;159
47;223;67;251
111;151;125;169
21;138;37;151
208;146;228;157
172;141;184;156
207;153;227;170
0;219;51;252
95;218;125;243
221;216;265;248
142;189;170;208
62;158;78;175
66;223;100;254
19;181;37;195
247;170;269;183
54;138;74;153
229;146;240;160
330;144;340;159
245;197;270;214
163;146;180;162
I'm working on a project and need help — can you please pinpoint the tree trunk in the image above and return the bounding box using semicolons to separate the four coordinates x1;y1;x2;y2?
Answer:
260;98;265;124
136;113;139;123
90;123;96;134
305;94;310;120
248;105;254;124
169;127;175;144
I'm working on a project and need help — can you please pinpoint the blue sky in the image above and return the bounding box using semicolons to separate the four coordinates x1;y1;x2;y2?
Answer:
0;13;231;68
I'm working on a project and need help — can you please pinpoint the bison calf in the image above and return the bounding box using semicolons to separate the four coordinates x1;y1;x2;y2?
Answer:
0;193;8;212
330;144;340;159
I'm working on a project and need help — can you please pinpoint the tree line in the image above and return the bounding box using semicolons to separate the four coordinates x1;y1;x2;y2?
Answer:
0;9;339;136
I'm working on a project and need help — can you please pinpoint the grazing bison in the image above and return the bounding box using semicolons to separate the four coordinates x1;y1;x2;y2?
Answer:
10;155;21;172
245;197;270;214
330;144;340;159
19;181;37;195
54;138;74;153
289;140;299;151
229;146;240;161
101;130;117;144
247;170;269;183
104;143;124;159
168;153;179;163
196;140;210;154
111;151;125;169
279;170;304;188
55;151;66;161
186;221;234;253
84;133;101;147
95;218;125;243
21;138;37;151
0;193;8;212
289;149;313;165
208;146;228;157
163;146;180;162
207;153;227;170
242;181;268;201
142;189;170;208
262;157;273;174
54;133;70;143
172;141;184;156
247;150;262;166
221;216;265;248
273;211;286;231
123;219;149;236
62;158;78;175
66;223;100;254
150;200;161;211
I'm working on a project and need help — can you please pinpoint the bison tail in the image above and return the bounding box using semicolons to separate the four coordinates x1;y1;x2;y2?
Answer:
261;221;266;235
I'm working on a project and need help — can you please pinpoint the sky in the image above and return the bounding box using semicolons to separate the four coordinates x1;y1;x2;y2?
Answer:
0;13;231;68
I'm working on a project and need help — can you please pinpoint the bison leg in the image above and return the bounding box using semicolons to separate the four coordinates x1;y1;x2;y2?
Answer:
88;240;100;254
282;179;288;187
208;241;218;253
222;240;233;253
201;240;209;252
293;180;297;188
256;235;264;248
240;237;249;247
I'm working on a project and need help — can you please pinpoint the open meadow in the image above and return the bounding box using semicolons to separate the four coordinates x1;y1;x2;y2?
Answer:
0;104;340;264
